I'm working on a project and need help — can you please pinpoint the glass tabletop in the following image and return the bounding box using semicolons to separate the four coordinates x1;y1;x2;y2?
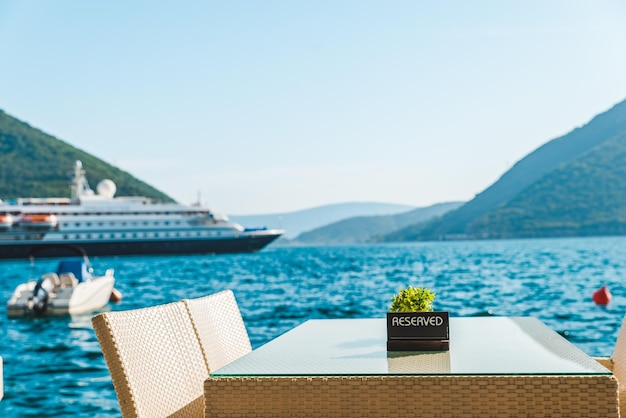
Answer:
211;317;611;377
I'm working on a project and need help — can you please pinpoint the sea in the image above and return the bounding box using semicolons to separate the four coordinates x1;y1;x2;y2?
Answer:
1;237;625;417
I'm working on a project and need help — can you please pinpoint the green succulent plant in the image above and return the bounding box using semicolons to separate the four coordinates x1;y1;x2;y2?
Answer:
389;285;436;312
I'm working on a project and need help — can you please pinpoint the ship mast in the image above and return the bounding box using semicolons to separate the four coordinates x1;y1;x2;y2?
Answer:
70;160;93;202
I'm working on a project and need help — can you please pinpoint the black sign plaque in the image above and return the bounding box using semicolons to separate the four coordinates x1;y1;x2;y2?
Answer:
386;312;450;351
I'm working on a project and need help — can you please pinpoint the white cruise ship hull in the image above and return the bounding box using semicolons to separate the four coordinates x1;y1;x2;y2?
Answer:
0;230;283;259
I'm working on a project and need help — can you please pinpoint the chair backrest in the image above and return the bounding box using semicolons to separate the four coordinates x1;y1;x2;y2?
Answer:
92;301;210;418
59;273;78;288
42;272;61;287
612;315;626;393
57;259;91;282
183;290;252;372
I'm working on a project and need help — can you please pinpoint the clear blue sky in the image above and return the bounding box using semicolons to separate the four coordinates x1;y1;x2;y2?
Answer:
1;1;625;214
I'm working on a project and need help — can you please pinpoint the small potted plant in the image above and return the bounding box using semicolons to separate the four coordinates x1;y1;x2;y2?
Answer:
389;285;436;313
386;285;449;351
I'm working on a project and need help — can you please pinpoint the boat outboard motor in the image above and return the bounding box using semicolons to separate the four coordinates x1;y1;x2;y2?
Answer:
29;275;56;314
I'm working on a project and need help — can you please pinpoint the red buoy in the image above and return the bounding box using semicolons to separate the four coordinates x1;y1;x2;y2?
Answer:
109;288;122;303
592;285;612;306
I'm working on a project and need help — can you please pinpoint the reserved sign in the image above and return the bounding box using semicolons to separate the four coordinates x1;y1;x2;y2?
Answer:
386;311;449;340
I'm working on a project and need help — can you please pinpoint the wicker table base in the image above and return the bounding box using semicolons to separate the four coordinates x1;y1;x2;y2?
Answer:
205;374;619;418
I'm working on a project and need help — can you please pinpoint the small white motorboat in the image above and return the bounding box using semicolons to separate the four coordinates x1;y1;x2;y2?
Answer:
7;246;116;318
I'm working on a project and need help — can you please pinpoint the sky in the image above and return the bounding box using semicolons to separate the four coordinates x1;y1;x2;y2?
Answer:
1;1;626;215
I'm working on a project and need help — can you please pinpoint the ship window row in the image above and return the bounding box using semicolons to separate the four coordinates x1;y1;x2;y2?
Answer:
62;221;183;228
63;231;222;239
50;211;209;216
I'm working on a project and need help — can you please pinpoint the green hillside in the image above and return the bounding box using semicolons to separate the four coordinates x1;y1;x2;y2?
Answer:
293;202;463;244
0;110;173;201
384;97;626;241
468;132;626;238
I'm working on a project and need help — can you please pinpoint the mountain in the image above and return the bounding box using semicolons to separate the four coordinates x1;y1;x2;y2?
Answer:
383;98;626;241
229;202;416;239
292;202;463;244
0;109;173;201
467;132;626;238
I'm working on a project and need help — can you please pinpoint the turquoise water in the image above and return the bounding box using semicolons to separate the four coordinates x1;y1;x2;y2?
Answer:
1;237;625;416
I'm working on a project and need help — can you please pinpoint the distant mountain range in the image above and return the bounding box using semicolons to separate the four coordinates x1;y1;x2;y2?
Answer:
291;202;463;244
229;202;417;239
4;97;626;244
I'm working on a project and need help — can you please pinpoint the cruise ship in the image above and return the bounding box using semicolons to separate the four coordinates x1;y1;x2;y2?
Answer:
0;161;284;259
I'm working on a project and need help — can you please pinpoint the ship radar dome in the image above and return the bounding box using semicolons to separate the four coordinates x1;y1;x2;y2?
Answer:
96;179;117;198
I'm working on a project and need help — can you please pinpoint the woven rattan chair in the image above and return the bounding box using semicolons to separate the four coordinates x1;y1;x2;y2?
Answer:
92;301;210;418
595;315;626;408
183;290;252;371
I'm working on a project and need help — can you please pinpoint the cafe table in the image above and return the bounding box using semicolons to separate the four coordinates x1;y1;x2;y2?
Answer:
205;317;618;418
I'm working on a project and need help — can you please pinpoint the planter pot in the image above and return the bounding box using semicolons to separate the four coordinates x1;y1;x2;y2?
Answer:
386;311;449;351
